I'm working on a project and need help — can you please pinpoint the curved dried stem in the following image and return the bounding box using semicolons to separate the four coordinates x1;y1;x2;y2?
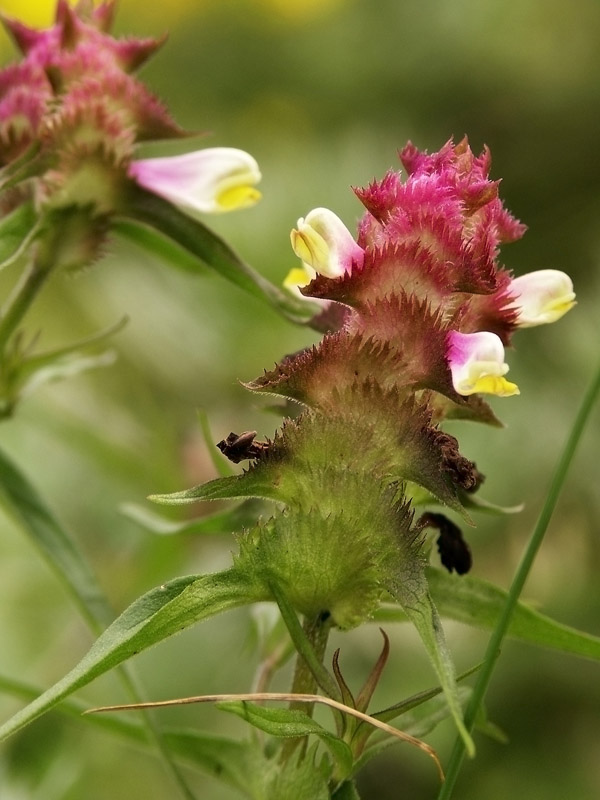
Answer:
86;690;444;781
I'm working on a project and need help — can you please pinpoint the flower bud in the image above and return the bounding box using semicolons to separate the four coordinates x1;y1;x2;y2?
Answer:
290;207;364;279
446;330;520;397
509;269;576;327
128;147;262;216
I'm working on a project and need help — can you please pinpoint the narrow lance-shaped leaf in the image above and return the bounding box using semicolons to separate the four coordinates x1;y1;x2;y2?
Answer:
218;701;354;780
0;672;271;797
121;498;265;536
392;568;475;757
353;686;472;777
375;567;600;662
119;188;319;325
0;446;202;798
429;568;600;661
0;569;265;742
16;316;128;380
0;445;114;630
150;472;283;506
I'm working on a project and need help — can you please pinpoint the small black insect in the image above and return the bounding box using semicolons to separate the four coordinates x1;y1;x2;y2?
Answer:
216;431;268;463
420;511;472;575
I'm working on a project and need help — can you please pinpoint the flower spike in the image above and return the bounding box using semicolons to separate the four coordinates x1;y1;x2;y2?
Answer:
156;137;575;759
129;148;262;216
446;330;520;397
508;269;576;327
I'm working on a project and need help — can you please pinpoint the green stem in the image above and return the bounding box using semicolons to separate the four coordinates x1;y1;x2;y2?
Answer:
270;581;339;701
270;582;339;764
281;613;333;764
438;358;600;799
288;615;333;703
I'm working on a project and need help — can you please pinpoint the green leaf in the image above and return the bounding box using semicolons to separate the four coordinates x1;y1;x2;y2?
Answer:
458;493;524;516
0;673;273;798
1;317;127;417
0;446;200;798
161;730;272;797
375;569;600;662
392;569;475;757
219;701;353;779
427;568;600;661
439;357;600;799
150;472;282;506
17;316;128;378
121;499;265;536
113;217;211;275
372;663;480;725
0;569;265;742
406;483;523;516
0;445;114;630
0;201;38;269
396;686;471;740
119;189;319;325
353;687;471;776
267;744;331;800
332;781;361;800
16;349;117;402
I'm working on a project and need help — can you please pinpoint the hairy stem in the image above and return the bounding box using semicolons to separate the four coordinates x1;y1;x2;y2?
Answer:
280;612;333;764
270;582;340;701
289;614;333;704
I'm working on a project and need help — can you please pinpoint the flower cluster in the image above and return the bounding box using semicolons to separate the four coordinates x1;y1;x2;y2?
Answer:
0;0;261;263
183;138;574;635
287;138;575;401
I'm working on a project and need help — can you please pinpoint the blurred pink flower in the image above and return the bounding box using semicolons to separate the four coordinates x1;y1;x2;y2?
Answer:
129;148;262;216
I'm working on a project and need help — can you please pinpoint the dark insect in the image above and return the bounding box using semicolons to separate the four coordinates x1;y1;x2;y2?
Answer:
420;511;472;575
216;431;269;463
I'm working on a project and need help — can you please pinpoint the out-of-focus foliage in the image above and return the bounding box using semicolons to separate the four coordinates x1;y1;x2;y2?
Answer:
0;1;599;799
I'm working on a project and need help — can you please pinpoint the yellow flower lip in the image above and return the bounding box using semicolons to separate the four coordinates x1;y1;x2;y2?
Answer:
284;266;314;292
447;331;520;398
216;185;262;211
464;374;520;397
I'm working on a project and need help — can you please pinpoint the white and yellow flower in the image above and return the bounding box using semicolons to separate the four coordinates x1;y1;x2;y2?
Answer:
509;269;575;327
290;207;364;279
446;330;519;397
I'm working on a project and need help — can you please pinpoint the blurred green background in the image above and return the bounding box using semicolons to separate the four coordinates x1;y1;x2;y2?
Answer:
1;0;599;798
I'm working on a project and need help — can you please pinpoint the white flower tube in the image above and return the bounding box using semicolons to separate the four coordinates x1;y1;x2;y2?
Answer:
290;207;364;279
509;269;575;327
446;330;520;397
129;147;262;215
